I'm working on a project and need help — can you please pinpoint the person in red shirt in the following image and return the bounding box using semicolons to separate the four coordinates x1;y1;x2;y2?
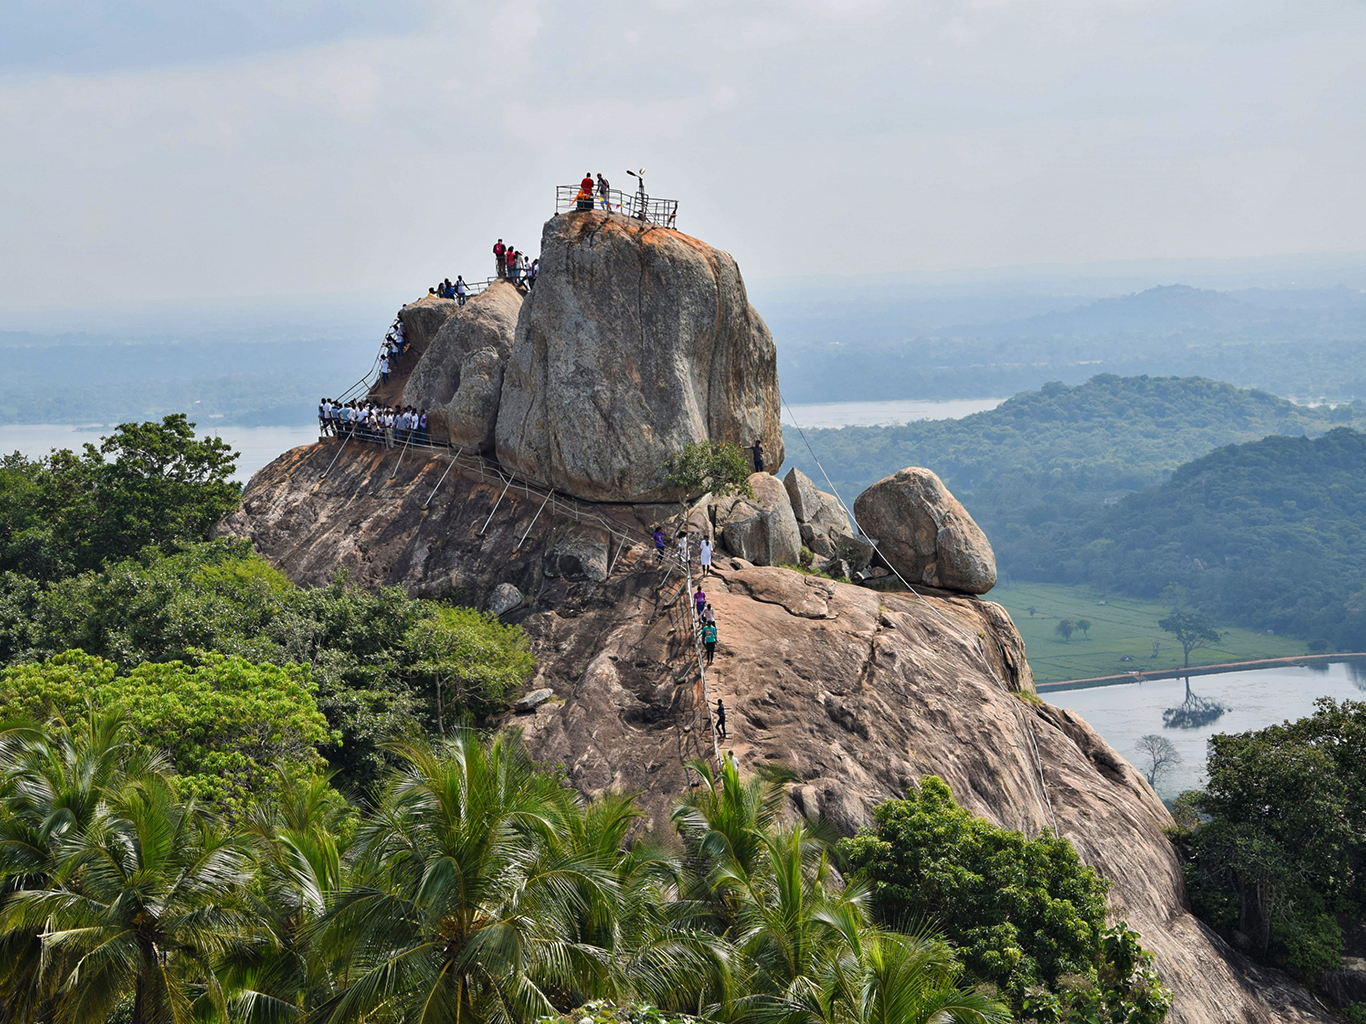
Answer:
493;238;505;278
580;173;594;198
506;247;518;282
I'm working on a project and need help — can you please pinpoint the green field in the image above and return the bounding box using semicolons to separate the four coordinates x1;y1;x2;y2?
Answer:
989;581;1309;684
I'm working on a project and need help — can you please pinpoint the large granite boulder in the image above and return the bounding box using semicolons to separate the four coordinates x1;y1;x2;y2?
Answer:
402;281;522;451
784;468;851;561
398;295;462;354
715;472;801;566
495;211;783;502
853;467;996;594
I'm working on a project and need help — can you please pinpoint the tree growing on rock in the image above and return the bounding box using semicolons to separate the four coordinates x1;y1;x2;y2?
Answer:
662;440;754;502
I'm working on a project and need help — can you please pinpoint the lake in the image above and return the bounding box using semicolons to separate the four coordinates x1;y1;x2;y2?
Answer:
1;398;1003;483
1053;660;1366;799
0;422;322;484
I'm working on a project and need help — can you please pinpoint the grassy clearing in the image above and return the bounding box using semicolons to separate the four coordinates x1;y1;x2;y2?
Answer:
988;580;1309;684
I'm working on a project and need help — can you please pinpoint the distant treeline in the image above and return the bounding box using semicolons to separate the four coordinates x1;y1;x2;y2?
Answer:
784;375;1366;649
774;283;1366;403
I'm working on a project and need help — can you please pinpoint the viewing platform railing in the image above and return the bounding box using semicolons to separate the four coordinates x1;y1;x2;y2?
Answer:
555;184;679;229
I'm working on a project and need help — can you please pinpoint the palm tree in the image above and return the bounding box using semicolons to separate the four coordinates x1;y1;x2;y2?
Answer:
226;769;355;1022
0;716;258;1024
0;712;169;1022
310;731;625;1024
841;932;1007;1024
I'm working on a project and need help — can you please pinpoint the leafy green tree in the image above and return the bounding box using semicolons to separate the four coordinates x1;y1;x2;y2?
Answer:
1158;609;1222;668
0;650;332;806
0;416;239;578
405;605;535;733
1075;618;1091;639
1180;698;1366;976
1054;619;1075;642
663;441;755;502
839;776;1169;1021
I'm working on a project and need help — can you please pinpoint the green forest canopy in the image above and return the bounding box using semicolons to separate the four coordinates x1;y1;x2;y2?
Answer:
784;375;1366;648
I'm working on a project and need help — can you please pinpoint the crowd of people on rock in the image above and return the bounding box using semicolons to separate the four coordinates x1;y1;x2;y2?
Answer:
318;398;430;448
429;276;470;305
491;239;539;288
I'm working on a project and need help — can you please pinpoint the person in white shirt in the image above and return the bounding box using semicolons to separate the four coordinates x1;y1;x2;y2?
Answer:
380;355;391;385
677;531;690;565
699;537;713;576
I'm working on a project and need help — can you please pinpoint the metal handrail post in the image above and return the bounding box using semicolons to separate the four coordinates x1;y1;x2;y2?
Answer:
423;453;458;509
319;436;350;480
516;490;553;549
480;474;515;536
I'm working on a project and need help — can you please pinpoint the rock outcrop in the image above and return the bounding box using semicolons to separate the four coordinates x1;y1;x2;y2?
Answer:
783;468;853;562
713;472;802;567
854;467;997;594
494;211;783;502
402;281;522;452
222;441;1333;1024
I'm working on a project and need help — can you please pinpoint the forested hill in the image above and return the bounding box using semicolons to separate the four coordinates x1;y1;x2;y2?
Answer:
1059;429;1366;650
784;375;1364;557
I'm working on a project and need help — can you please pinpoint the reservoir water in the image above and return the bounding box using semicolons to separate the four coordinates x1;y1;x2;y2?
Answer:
1053;661;1366;800
1;398;1003;482
0;423;322;484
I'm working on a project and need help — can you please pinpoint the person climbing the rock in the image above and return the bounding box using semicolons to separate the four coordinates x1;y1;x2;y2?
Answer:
493;239;506;277
418;408;428;444
713;695;725;735
677;531;690;565
380;353;390;385
694;585;706;619
653;527;666;560
528;259;539;289
702;603;715;626
699;536;713;576
750;438;764;473
455;276;468;306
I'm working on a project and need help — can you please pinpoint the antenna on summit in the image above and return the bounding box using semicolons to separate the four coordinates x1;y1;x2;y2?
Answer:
626;168;647;221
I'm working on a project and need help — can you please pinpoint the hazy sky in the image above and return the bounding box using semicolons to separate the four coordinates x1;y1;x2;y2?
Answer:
2;0;1364;309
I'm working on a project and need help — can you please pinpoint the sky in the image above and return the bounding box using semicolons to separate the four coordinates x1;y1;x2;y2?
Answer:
2;0;1364;311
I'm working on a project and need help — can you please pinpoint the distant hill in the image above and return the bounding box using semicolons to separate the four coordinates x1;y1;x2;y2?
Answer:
773;284;1366;403
783;374;1366;587
1060;429;1366;650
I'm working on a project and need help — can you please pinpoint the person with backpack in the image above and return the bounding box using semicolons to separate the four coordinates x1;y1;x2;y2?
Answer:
455;276;468;306
493;239;506;277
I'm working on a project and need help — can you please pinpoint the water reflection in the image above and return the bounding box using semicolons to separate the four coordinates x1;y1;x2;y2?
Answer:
1055;660;1366;800
1162;676;1228;730
1348;659;1366;691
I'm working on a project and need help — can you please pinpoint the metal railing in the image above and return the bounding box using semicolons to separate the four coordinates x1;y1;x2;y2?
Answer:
313;422;663;562
555;185;679;229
